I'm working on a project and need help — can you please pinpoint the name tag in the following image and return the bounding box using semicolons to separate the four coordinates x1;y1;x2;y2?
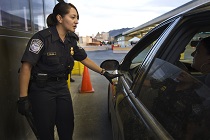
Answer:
47;52;56;56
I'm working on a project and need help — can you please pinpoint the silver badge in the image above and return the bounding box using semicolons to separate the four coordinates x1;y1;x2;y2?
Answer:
29;39;43;54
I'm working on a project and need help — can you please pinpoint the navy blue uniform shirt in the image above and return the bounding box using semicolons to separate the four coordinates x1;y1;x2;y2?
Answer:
21;26;87;77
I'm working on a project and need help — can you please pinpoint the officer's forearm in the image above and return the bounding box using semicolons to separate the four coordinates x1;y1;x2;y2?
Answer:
81;57;103;74
19;62;32;97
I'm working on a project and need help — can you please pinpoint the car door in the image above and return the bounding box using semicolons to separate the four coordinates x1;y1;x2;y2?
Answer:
110;17;180;140
132;8;210;140
136;57;210;139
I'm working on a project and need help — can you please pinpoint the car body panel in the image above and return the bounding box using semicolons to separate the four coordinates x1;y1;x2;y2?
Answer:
101;3;210;140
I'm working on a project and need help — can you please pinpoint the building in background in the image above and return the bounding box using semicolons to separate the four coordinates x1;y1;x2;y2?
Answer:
94;32;109;42
78;32;109;46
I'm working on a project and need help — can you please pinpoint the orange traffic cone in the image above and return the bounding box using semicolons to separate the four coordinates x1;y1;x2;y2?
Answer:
79;66;94;93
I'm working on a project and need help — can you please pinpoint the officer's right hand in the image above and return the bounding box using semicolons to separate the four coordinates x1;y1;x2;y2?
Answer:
17;96;31;116
103;71;123;84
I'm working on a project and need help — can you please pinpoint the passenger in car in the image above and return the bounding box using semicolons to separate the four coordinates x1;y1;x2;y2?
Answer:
181;36;210;139
191;36;210;87
150;41;210;139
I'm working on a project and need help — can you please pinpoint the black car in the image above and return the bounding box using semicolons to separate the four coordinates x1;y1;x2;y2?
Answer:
101;2;210;140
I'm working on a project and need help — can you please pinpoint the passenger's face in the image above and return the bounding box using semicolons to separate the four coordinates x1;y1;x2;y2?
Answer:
191;42;210;72
62;8;78;32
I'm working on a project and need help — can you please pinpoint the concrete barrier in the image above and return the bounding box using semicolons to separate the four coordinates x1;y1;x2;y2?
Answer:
112;47;131;53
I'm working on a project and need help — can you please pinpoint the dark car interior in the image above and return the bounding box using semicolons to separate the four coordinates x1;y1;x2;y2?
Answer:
121;21;210;139
177;31;210;76
137;30;210;139
105;6;210;140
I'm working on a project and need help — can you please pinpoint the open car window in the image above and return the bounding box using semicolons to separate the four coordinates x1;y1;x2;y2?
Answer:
178;32;210;76
131;46;151;66
137;58;210;139
122;20;175;82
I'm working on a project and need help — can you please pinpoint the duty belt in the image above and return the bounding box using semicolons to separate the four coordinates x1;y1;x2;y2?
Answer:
31;74;66;82
47;77;66;81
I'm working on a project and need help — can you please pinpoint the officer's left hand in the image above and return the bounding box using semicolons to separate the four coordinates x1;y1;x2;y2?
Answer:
103;71;123;84
17;96;31;116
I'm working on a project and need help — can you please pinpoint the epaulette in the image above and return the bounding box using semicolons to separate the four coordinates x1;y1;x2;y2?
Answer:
68;32;79;41
38;28;52;38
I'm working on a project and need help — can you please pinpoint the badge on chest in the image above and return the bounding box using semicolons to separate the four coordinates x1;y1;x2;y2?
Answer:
47;52;56;56
70;47;74;55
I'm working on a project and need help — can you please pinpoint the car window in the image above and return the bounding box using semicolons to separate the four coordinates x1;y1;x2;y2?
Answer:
130;36;161;69
131;46;151;65
137;58;210;139
175;32;210;77
124;21;174;82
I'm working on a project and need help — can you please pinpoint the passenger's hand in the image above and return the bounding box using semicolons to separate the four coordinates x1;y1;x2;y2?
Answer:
103;71;123;84
17;96;31;116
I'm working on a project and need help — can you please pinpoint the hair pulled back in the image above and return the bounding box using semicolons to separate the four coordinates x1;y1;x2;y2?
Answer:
47;2;79;27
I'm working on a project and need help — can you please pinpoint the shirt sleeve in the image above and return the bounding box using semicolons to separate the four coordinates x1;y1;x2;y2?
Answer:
73;42;87;61
21;33;44;66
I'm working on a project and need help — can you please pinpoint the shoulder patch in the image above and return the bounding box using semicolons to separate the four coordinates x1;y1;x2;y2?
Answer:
29;39;43;54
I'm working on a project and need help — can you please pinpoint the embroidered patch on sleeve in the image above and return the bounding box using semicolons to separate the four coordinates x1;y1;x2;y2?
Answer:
29;39;43;54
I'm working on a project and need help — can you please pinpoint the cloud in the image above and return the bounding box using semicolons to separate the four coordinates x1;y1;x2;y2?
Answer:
68;0;192;36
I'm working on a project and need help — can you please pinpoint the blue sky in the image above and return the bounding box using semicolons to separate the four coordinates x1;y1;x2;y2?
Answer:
68;0;192;36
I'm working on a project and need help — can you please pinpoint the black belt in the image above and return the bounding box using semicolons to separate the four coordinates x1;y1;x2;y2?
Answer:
31;76;66;82
47;77;66;81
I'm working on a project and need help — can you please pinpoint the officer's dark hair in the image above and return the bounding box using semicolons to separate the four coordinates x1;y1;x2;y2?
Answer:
48;2;79;27
200;36;210;54
47;14;54;27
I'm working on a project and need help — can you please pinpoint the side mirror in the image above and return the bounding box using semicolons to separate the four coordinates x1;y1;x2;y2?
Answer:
100;60;119;70
190;41;199;47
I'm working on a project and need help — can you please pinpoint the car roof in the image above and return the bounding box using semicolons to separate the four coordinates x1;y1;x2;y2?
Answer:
169;1;210;20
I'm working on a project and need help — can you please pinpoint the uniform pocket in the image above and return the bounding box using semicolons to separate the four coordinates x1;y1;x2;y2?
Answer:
46;56;60;65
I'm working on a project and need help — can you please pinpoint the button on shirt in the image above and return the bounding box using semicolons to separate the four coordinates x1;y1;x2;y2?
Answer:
21;26;87;76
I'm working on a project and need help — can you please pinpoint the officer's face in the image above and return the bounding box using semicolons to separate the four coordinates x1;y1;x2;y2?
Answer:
62;8;79;32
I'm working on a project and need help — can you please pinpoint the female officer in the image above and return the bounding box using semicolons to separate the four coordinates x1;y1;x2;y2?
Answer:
17;2;121;140
47;13;77;83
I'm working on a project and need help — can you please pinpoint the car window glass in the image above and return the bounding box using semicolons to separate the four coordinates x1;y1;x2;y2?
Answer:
130;40;159;70
137;58;210;139
128;44;154;82
179;32;210;72
131;46;151;64
127;22;173;82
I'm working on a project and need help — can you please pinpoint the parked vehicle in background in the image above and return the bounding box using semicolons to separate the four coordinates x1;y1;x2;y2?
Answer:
101;2;210;140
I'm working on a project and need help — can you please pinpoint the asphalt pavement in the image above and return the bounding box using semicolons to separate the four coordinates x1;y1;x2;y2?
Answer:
70;48;126;140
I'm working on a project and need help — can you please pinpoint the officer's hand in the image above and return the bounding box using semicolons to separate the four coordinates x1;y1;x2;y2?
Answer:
103;71;123;84
17;96;31;116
